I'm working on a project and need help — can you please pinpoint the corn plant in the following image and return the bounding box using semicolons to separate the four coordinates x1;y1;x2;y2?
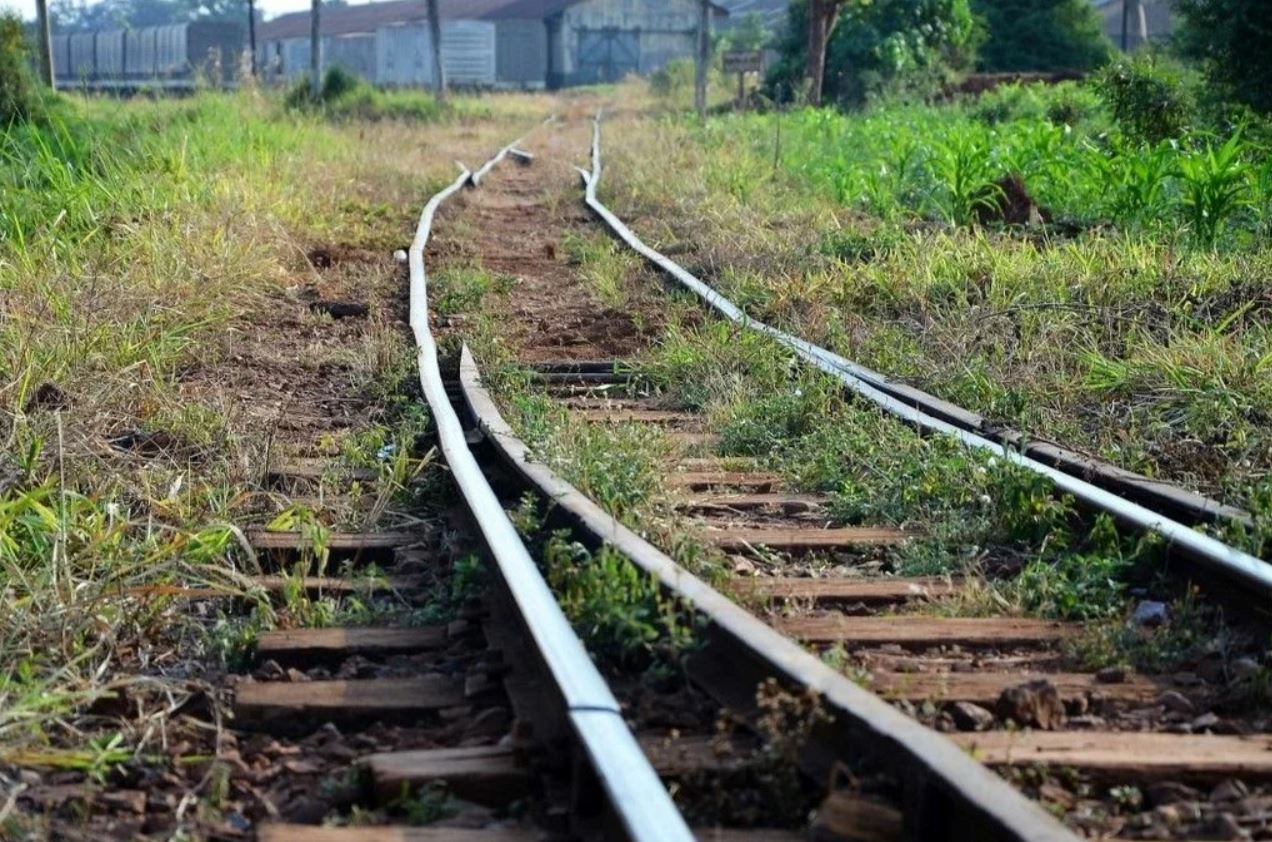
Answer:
928;129;1003;226
1176;133;1251;246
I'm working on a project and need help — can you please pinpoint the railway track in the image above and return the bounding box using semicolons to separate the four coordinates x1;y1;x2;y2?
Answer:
32;109;1272;841
422;112;1272;842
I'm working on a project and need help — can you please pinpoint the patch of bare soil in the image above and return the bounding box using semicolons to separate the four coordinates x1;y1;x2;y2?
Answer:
430;118;666;362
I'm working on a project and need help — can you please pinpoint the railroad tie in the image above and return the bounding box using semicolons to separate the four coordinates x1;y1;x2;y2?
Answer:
950;731;1272;782
234;677;466;733
729;576;957;605
363;745;535;806
773;615;1078;648
706;525;909;552
254;626;448;667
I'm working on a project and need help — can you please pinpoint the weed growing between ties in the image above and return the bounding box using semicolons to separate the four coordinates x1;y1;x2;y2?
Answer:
600;78;1272;525
510;495;700;679
0;84;547;835
636;312;1242;674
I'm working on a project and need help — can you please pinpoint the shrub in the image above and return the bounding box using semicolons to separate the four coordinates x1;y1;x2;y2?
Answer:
1175;0;1272;115
0;13;41;125
284;66;442;122
972;0;1113;73
1094;54;1196;144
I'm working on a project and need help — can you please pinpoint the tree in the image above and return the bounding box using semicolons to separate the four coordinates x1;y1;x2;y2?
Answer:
1174;0;1272;114
973;0;1112;72
426;0;444;101
772;0;979;107
806;0;848;106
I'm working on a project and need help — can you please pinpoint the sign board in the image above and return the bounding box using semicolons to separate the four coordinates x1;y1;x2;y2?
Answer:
722;50;764;74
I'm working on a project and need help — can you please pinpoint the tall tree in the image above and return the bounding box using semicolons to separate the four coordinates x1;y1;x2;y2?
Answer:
34;0;54;88
1174;0;1272;114
806;0;847;106
246;0;256;76
972;0;1111;72
426;0;444;101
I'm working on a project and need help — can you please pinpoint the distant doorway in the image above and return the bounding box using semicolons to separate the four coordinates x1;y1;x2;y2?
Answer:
576;28;639;83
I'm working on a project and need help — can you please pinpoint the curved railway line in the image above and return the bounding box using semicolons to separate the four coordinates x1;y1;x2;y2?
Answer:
32;107;1272;841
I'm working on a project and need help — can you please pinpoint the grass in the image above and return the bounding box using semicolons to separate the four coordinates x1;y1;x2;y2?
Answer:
0;84;550;836
598;80;1272;539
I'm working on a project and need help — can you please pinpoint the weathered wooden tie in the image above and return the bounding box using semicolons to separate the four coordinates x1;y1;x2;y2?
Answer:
681;493;828;514
730;576;956;605
364;745;534;806
235;677;464;730
869;670;1165;705
773;615;1078;647
707;526;909;551
255;627;447;665
951;731;1272;781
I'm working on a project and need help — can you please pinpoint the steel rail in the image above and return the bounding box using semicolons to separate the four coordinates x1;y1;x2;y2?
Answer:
458;344;1078;842
581;114;1272;597
470;137;525;187
410;146;694;842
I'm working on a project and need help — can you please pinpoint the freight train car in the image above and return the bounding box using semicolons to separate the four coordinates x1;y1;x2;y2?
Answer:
52;21;243;90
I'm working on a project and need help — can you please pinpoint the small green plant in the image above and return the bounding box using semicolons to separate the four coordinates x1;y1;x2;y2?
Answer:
928;129;1003;225
543;534;696;669
1175;133;1251;246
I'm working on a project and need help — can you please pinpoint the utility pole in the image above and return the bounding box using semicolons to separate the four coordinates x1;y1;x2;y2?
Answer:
247;0;257;76
1121;0;1129;50
694;0;709;118
34;0;55;90
310;0;322;100
426;0;445;101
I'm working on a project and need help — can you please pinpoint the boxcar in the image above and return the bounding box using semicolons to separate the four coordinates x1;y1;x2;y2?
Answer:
54;21;243;90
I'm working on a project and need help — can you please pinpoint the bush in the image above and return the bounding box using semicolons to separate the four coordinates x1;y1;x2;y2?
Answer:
1094;54;1196;144
0;13;41;125
284;66;442;122
767;0;981;107
968;80;1102;126
1175;0;1272;115
972;0;1113;73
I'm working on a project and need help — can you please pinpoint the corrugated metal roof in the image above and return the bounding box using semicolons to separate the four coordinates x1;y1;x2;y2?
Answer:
261;0;726;42
260;0;577;41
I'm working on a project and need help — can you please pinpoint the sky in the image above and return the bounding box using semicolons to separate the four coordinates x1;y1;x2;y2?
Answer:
3;0;357;24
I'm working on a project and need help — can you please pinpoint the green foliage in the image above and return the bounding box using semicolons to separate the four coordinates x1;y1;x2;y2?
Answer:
928;125;1002;224
1174;0;1272;115
1012;516;1148;620
650;57;697;99
1176;133;1252;246
1094;54;1196;144
0;13;41;126
286;66;444;121
543;534;697;669
431;265;513;316
722;12;772;52
972;0;1113;73
768;0;981;106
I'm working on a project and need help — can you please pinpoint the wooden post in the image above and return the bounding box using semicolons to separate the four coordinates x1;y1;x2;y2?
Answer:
310;0;321;100
694;0;709;118
247;0;257;76
34;0;55;89
427;0;445;101
1120;0;1129;50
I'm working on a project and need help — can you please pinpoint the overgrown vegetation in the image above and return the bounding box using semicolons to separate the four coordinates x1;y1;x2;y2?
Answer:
0;12;42;125
0;84;545;836
604;75;1272;528
286;65;446;122
971;0;1112;73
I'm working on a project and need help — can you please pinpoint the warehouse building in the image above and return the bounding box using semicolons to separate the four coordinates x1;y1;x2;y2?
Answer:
258;0;726;89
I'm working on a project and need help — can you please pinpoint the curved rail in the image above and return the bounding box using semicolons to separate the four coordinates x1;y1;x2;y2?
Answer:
458;344;1077;842
580;114;1272;597
410;145;694;842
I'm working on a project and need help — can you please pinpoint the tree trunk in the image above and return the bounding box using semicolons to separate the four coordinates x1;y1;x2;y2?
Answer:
247;0;257;77
805;0;841;107
310;0;322;100
426;0;445;101
34;0;55;89
694;0;710;117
